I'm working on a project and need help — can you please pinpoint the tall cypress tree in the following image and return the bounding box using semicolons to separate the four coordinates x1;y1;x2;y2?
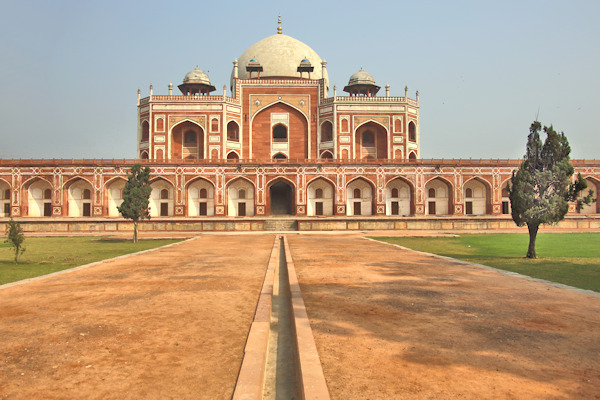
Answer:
117;164;152;243
508;121;594;258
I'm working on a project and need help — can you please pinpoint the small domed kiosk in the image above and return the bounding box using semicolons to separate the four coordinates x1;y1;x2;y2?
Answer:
178;66;216;95
343;68;380;97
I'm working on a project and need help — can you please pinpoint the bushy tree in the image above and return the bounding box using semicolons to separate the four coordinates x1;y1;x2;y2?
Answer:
5;218;26;263
508;121;595;258
117;164;152;243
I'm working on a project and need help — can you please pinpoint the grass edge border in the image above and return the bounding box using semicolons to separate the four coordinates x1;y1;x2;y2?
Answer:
0;237;197;291
364;236;600;299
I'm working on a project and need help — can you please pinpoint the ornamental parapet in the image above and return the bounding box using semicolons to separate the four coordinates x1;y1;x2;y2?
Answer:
2;158;599;168
320;96;418;106
139;95;238;104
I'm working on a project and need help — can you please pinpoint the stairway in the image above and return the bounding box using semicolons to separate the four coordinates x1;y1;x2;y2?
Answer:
263;218;298;231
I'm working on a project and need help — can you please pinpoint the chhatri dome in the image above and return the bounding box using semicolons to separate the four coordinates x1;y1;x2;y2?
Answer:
343;68;380;96
179;66;216;95
231;16;329;89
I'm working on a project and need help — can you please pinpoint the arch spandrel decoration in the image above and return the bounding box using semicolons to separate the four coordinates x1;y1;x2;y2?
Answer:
352;116;390;131
169;116;206;130
250;95;310;119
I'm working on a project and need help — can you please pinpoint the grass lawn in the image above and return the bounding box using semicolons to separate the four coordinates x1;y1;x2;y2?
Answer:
0;237;182;285
372;233;600;292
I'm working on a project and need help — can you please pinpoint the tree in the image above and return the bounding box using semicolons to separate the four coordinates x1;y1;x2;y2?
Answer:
5;218;26;263
508;121;595;258
117;164;152;243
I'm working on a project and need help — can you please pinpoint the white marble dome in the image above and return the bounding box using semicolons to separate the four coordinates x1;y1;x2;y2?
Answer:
232;34;328;87
183;66;212;85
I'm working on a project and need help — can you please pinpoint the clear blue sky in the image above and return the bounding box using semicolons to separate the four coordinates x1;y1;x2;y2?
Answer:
1;0;598;160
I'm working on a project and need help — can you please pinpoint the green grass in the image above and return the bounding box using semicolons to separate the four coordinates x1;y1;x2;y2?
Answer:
372;233;600;292
0;237;182;285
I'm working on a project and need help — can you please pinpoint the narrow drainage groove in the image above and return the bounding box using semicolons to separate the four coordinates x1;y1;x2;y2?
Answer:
262;236;300;399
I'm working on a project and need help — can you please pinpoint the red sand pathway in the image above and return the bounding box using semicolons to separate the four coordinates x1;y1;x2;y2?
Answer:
0;235;274;400
289;235;600;399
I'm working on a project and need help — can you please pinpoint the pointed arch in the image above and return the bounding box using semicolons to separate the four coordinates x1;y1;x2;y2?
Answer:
25;177;53;217
141;120;150;142
320;120;333;142
227;120;240;142
0;179;11;217
267;177;296;216
580;176;599;214
250;102;309;159
307;177;335;216
187;177;215;216
226;177;255;217
226;151;240;160
320;150;334;159
170;119;205;160
386;176;415;216
65;178;94;217
463;177;492;215
354;120;389;160
250;100;309;122
346;177;375;216
425;177;454;215
106;177;127;217
149;178;175;217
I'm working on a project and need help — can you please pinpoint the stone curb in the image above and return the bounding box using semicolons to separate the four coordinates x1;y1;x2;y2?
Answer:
283;235;331;400
364;237;600;299
232;236;278;400
0;237;197;291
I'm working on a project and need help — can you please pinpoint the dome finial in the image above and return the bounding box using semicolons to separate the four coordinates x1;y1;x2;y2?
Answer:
277;14;282;34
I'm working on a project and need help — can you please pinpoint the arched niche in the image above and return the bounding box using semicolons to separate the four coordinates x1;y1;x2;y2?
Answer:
227;178;255;217
386;178;413;216
307;178;334;216
346;178;374;216
425;178;453;215
188;178;215;216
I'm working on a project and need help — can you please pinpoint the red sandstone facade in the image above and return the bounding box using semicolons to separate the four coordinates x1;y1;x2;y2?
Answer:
0;29;598;224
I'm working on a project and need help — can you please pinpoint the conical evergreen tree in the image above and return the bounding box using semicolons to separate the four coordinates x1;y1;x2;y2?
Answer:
508;121;595;258
117;164;152;243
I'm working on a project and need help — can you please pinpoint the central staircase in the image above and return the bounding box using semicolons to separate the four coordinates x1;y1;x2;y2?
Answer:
264;218;298;231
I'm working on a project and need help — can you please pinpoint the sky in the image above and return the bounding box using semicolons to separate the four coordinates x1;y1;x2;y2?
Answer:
0;0;598;160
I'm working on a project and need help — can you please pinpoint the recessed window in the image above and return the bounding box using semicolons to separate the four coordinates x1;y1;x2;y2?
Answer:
184;131;197;146
363;131;375;146
273;124;287;141
227;121;239;141
465;188;473;198
141;121;149;142
43;189;52;200
428;188;436;198
315;188;323;199
83;189;91;200
160;189;169;200
408;122;416;142
391;188;399;198
239;189;246;199
353;188;361;198
321;122;333;142
199;188;207;198
211;118;219;132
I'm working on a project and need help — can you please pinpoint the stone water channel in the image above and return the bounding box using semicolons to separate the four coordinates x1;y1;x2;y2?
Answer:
233;235;329;400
